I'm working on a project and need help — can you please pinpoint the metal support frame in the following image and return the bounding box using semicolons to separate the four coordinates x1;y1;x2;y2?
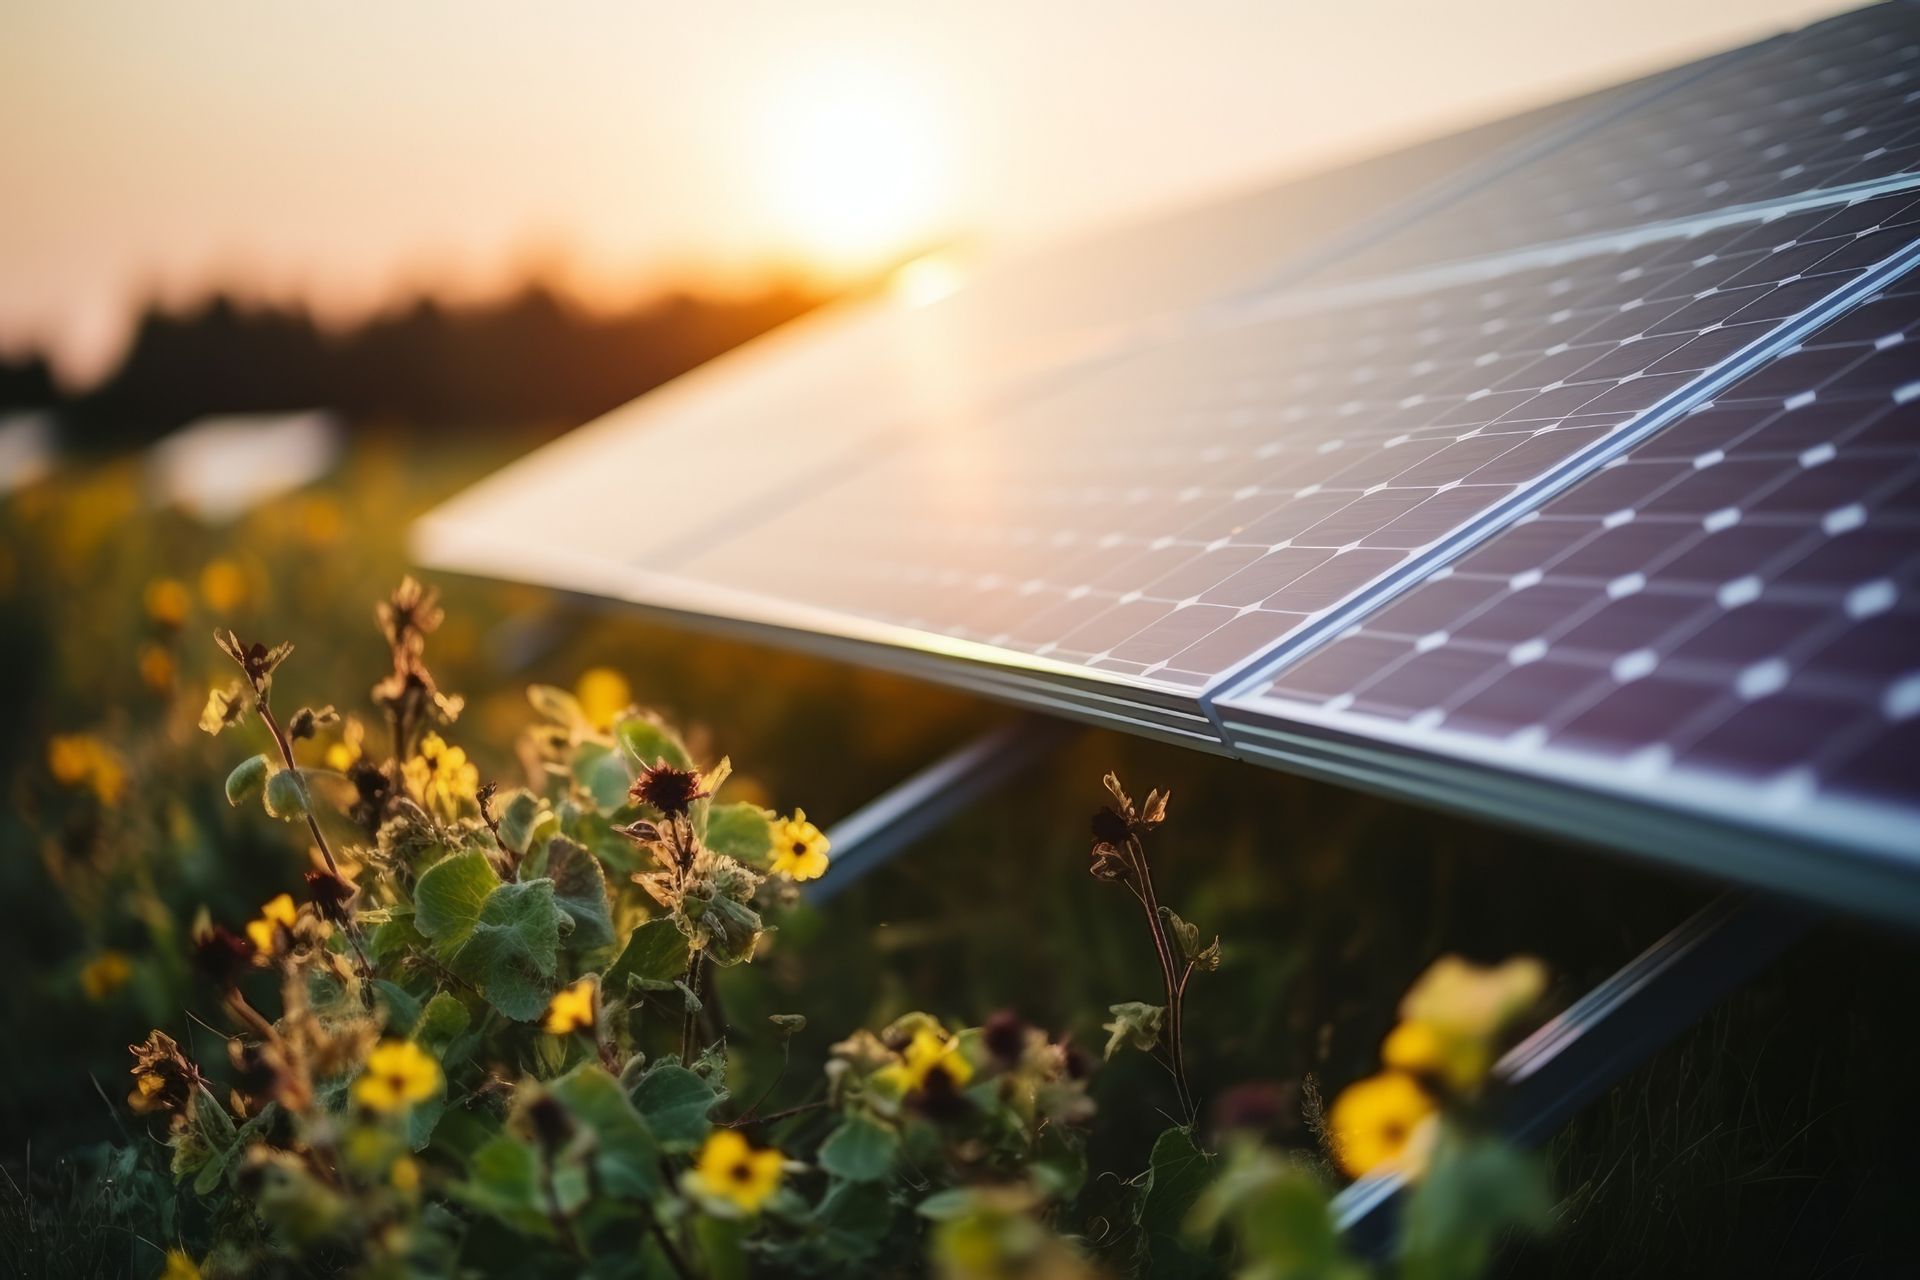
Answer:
806;714;1080;905
1333;890;1814;1254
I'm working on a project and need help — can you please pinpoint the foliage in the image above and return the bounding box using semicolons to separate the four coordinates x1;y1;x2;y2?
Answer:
29;569;1558;1279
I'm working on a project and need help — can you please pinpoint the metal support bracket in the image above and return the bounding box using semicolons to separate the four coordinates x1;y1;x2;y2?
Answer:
806;714;1080;905
1334;890;1814;1253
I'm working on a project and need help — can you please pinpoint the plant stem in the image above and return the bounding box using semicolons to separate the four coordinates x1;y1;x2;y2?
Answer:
1125;833;1193;1120
680;951;705;1067
255;697;373;976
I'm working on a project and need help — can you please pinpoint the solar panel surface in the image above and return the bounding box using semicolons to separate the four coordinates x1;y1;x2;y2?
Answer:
1317;3;1920;280
417;3;1920;904
668;193;1920;696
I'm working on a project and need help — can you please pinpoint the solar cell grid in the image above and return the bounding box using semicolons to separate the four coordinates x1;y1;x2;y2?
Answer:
1320;2;1920;280
665;192;1920;692
1225;267;1920;820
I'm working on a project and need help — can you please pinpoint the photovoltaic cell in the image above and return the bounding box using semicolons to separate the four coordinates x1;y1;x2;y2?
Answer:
1321;2;1920;280
668;192;1920;691
1221;267;1920;837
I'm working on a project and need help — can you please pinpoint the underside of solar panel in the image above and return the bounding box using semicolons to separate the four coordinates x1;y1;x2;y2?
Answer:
416;2;1920;918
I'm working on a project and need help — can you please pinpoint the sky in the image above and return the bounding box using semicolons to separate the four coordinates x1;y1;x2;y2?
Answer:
1;0;1858;383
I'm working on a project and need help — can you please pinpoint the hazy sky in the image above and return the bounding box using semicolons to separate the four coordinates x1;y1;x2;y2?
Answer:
2;0;1856;381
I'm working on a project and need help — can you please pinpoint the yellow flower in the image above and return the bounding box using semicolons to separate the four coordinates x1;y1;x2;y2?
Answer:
390;1155;421;1194
299;495;343;546
352;1040;442;1113
574;667;632;731
687;1129;783;1214
138;643;176;693
768;809;830;882
199;557;249;614
80;950;132;1001
544;978;596;1035
402;733;479;821
326;717;365;772
245;893;298;954
46;734;126;805
159;1249;203;1280
143;578;192;628
1400;956;1546;1042
1382;1019;1491;1091
876;1026;974;1095
1328;1071;1436;1179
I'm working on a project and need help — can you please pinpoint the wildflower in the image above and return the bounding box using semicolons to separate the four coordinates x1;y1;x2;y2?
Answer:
402;732;479;821
629;760;710;817
877;1026;975;1096
144;578;192;629
245;893;298;955
543;978;596;1035
47;734;126;805
299;495;343;546
768;809;830;881
137;643;175;692
377;576;444;652
199;681;249;735
190;916;257;986
199;558;249;613
127;1031;204;1117
687;1130;783;1214
1328;1071;1436;1179
1400;955;1547;1042
574;666;632;731
325;716;365;771
389;1155;420;1195
352;1041;441;1113
305;868;357;922
160;1249;203;1280
80;950;132;1001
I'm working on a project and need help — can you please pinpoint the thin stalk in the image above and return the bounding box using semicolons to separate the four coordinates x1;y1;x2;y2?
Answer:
255;697;372;976
1125;833;1193;1120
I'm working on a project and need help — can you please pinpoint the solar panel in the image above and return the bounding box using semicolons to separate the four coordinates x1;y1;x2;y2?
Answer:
1316;3;1920;281
666;194;1920;704
1219;268;1920;894
417;3;1920;901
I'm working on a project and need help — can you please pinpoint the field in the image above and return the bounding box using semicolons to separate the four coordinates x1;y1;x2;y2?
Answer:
4;438;1918;1278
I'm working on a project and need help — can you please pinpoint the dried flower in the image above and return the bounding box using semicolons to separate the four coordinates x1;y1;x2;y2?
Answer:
127;1030;204;1117
199;681;249;735
629;761;710;817
190;916;257;987
768;809;830;881
304;868;357;922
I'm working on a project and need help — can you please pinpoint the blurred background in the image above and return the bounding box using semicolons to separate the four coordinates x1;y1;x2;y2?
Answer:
6;1;1920;1275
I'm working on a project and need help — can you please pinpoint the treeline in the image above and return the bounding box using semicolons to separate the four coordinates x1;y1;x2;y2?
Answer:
3;281;826;445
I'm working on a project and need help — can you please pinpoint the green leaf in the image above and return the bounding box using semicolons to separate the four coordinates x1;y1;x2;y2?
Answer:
413;851;501;949
1187;1148;1353;1280
412;992;471;1053
263;768;306;821
606;917;691;990
630;1063;716;1149
225;755;269;807
1399;1130;1551;1280
494;788;553;857
547;836;614;952
545;1064;664;1198
373;980;423;1034
703;802;775;867
369;910;426;966
456;1135;549;1236
453;879;563;1021
914;1189;975;1221
1138;1126;1216;1277
570;742;633;813
614;714;693;771
817;1115;899;1183
695;1215;747;1280
817;1180;893;1260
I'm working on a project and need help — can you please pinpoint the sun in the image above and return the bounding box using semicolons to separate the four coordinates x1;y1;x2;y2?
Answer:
757;56;952;275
